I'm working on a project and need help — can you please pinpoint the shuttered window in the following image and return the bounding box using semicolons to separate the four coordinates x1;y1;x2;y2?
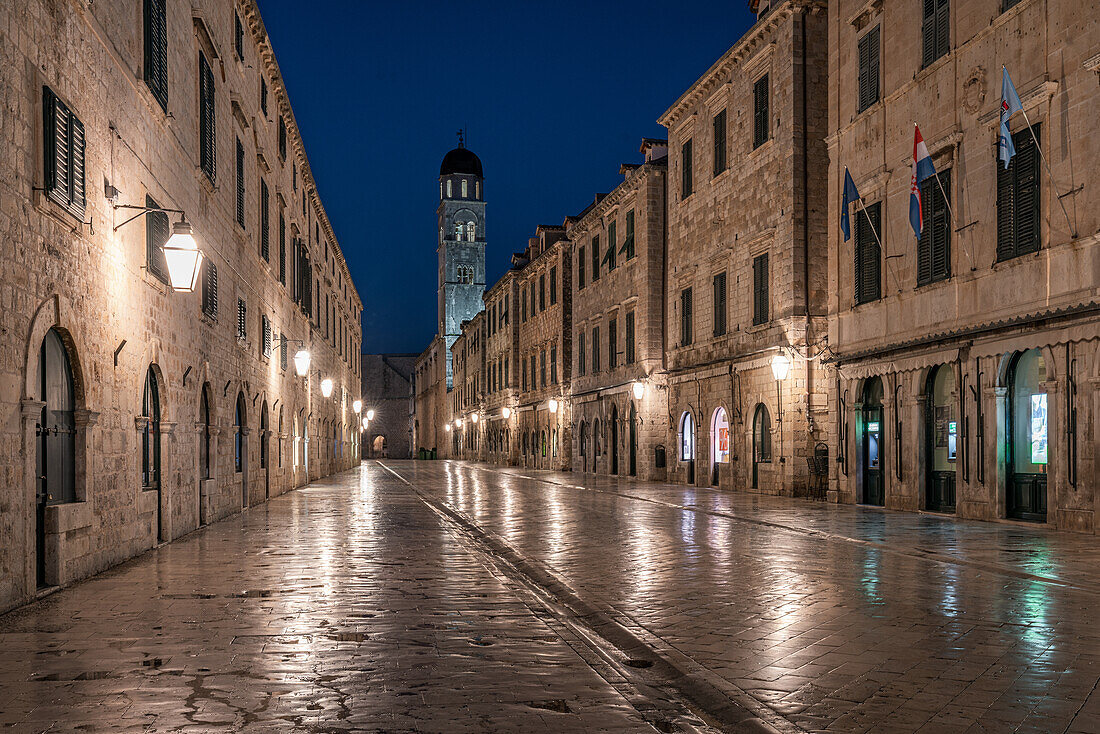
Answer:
202;260;218;319
592;327;600;371
261;314;272;357
922;0;949;68
680;287;693;346
43;87;86;217
753;253;769;325
712;271;727;337
143;0;168;111
235;138;245;228
753;75;769;148
278;212;286;284
621;210;635;259
625;311;635;364
713;109;727;176
280;334;287;370
681;139;693;199
198;53;216;183
260;79;267;116
145;194;169;284
591;236;600;281
260;178;269;261
549;266;557;305
578;246;586;289
578;331;586;376
917;170;951;285
236;298;247;341
608;318;618;369
234;12;244;60
278;117;287;161
857;25;880;113
854;202;882;304
606;221;617;271
997;126;1041;262
551;346;557;384
539;274;545;310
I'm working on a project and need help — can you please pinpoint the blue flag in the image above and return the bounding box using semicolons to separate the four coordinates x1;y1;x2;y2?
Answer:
999;67;1023;169
840;167;860;242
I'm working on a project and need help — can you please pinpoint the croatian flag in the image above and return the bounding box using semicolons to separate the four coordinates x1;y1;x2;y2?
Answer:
999;67;1023;169
909;125;936;239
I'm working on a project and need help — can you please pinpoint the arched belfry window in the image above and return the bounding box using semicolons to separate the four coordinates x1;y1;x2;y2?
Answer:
38;328;76;504
235;392;246;473
142;368;161;490
467;222;477;242
446;179;452;198
461;179;468;198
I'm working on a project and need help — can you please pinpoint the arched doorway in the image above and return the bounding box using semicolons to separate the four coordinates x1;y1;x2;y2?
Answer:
235;392;247;507
199;384;213;524
710;407;729;486
628;404;637;477
752;404;772;489
610;405;619;475
861;377;885;506
593;419;601;471
926;365;956;512
679;412;695;485
1007;349;1048;521
142;367;162;540
373;434;386;457
260;401;269;499
36;328;75;587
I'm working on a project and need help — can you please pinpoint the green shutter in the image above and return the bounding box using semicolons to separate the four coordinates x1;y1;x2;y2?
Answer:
753;254;769;324
855;203;881;304
917;173;950;285
858;26;880;113
235;138;245;227
199;53;216;182
754;75;769;148
1014;127;1040;256
681;288;693;346
143;0;168;111
619;210;635;257
713;109;727;176
681;139;693;198
591;236;600;280
260;179;269;261
145;195;169;283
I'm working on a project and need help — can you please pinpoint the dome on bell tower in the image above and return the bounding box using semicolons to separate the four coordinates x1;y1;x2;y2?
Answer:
439;147;483;178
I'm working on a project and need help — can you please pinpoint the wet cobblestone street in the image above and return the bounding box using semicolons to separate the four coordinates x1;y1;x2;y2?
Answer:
4;460;1100;733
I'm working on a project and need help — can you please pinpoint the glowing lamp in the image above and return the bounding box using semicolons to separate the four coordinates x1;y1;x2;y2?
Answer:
632;381;645;400
445;423;451;432
321;378;334;398
366;409;375;421
548;399;558;414
352;400;362;414
471;413;479;424
771;354;791;381
293;349;311;377
501;407;511;419
361;417;369;430
163;219;204;292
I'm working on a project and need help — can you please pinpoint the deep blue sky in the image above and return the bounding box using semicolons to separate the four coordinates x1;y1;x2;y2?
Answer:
258;1;756;354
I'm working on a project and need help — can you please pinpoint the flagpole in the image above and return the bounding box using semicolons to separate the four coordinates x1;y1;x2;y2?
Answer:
1006;69;1076;237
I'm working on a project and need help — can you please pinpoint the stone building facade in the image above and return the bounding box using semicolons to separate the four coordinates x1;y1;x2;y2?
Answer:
826;0;1100;529
360;354;415;459
0;0;362;611
449;311;485;458
568;141;670;481
659;0;831;494
412;337;447;456
481;269;520;465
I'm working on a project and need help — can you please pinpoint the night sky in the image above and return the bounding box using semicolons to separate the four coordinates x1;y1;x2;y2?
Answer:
257;1;756;354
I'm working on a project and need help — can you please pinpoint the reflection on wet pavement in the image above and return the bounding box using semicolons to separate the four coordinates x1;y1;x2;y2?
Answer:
0;466;676;733
393;460;1100;734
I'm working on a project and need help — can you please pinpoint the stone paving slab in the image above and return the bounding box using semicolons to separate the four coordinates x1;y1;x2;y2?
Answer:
389;460;1100;734
0;468;678;733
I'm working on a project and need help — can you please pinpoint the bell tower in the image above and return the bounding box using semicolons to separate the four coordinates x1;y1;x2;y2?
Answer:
437;132;486;388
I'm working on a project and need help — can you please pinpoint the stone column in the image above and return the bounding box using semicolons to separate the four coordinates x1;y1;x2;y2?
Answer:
19;399;45;596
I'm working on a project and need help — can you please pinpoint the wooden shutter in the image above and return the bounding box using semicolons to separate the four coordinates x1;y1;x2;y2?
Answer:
935;0;950;63
607;222;616;270
279;213;286;283
713;272;727;336
43;87;84;216
234;12;244;59
550;266;557;304
237;298;246;340
858;26;880;113
199;53;216;182
262;314;271;357
593;327;600;371
235;138;245;227
855;203;881;304
70;114;86;213
923;0;949;67
996;142;1017;261
754;75;769;148
625;311;635;364
1014;127;1040;256
681;139;693;198
681;288;693;346
145;195;169;283
753;254;769;324
620;210;635;257
143;0;168;111
918;171;950;285
609;319;617;368
280;334;287;370
578;246;585;288
713;109;727;176
202;261;218;318
260;179;269;260
591;236;600;280
578;332;585;375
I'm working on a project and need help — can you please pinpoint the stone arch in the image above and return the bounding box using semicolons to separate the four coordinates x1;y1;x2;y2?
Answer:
996;344;1058;387
24;295;87;405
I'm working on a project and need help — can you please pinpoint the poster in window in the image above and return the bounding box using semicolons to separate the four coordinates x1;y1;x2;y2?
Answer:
1030;393;1047;464
934;406;948;448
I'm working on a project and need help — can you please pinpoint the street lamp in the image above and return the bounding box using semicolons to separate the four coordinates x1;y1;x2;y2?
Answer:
163;219;204;292
366;409;375;421
470;412;479;424
632;381;645;400
548;399;559;414
501;406;511;419
771;352;791;465
444;423;451;432
352;400;362;414
320;378;334;398
361;417;369;430
293;349;311;377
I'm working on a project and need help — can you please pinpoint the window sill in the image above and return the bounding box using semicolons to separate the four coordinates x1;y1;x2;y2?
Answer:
749;138;774;158
914;52;951;84
853;98;883;122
